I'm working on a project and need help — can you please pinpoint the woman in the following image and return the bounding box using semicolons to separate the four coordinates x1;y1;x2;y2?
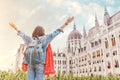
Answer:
9;16;74;80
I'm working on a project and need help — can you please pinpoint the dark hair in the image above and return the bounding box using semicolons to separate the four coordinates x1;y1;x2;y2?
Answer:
32;26;45;38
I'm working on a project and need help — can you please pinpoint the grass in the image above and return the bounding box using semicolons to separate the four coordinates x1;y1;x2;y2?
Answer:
0;70;120;80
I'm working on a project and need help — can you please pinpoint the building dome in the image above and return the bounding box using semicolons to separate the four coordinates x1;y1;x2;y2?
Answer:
68;24;82;40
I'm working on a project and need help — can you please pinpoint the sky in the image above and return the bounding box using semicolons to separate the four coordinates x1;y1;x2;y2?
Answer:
0;0;120;70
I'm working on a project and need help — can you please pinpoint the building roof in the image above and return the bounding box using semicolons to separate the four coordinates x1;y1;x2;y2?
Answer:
68;23;82;40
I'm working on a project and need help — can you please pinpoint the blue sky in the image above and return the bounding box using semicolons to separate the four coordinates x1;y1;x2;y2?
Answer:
0;0;120;70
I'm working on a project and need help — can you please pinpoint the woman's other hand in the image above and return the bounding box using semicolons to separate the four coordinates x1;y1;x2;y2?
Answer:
9;22;19;32
60;16;74;30
66;16;74;24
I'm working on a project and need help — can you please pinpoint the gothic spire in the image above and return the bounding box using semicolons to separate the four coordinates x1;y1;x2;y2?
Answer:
74;22;76;30
95;13;99;27
104;5;110;26
104;5;109;16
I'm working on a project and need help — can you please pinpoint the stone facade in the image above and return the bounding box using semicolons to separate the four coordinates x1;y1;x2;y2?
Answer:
54;7;120;76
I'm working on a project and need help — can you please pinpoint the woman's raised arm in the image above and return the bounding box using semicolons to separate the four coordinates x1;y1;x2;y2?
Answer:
9;22;31;44
43;16;74;48
9;22;19;32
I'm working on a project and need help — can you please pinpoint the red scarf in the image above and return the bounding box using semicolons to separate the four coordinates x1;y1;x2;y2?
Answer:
45;44;55;77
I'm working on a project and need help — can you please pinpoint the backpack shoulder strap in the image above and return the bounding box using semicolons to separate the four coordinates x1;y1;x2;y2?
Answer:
38;36;44;44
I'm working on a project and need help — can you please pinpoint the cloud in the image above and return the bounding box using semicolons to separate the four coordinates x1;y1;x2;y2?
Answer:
66;1;82;15
80;3;104;28
27;6;42;18
18;5;42;19
46;0;64;7
106;0;115;5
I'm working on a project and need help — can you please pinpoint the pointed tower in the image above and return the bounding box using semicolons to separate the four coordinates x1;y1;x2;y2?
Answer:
95;13;99;27
74;22;76;30
104;6;110;26
83;26;87;39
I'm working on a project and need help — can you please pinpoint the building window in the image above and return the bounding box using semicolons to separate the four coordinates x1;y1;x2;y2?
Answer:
78;48;80;53
63;54;65;57
80;69;81;73
79;58;81;62
99;66;101;71
107;62;111;69
83;69;84;73
101;49;103;56
81;48;83;52
115;60;119;68
90;68;92;72
105;40;109;48
86;69;87;72
84;46;86;51
99;39;101;44
106;53;109;57
65;61;66;64
69;60;72;64
92;52;95;58
113;51;117;56
111;35;116;46
97;50;100;57
58;54;61;57
94;67;96;72
91;42;94;47
60;61;61;64
95;41;98;46
82;58;84;61
102;60;104;62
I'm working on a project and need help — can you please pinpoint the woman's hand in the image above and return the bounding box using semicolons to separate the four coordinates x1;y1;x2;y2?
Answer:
66;16;74;24
60;16;74;30
9;22;19;32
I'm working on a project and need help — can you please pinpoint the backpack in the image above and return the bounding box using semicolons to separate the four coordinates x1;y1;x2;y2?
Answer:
23;37;44;65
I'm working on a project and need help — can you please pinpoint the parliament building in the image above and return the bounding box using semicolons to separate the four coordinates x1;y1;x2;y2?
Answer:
53;7;120;76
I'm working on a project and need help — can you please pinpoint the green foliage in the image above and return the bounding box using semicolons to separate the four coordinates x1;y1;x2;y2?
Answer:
0;70;27;80
0;71;120;80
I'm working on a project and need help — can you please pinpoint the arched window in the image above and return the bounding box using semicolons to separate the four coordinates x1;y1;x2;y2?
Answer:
99;39;101;44
78;48;80;53
107;62;111;69
99;66;101;71
90;68;92;72
105;38;109;48
115;60;119;68
58;54;61;57
106;53;109;57
113;51;117;56
60;61;61;64
97;50;100;57
86;69;87;72
111;35;116;46
83;69;84;73
94;67;96;72
63;54;65;57
92;52;95;58
69;60;72;64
